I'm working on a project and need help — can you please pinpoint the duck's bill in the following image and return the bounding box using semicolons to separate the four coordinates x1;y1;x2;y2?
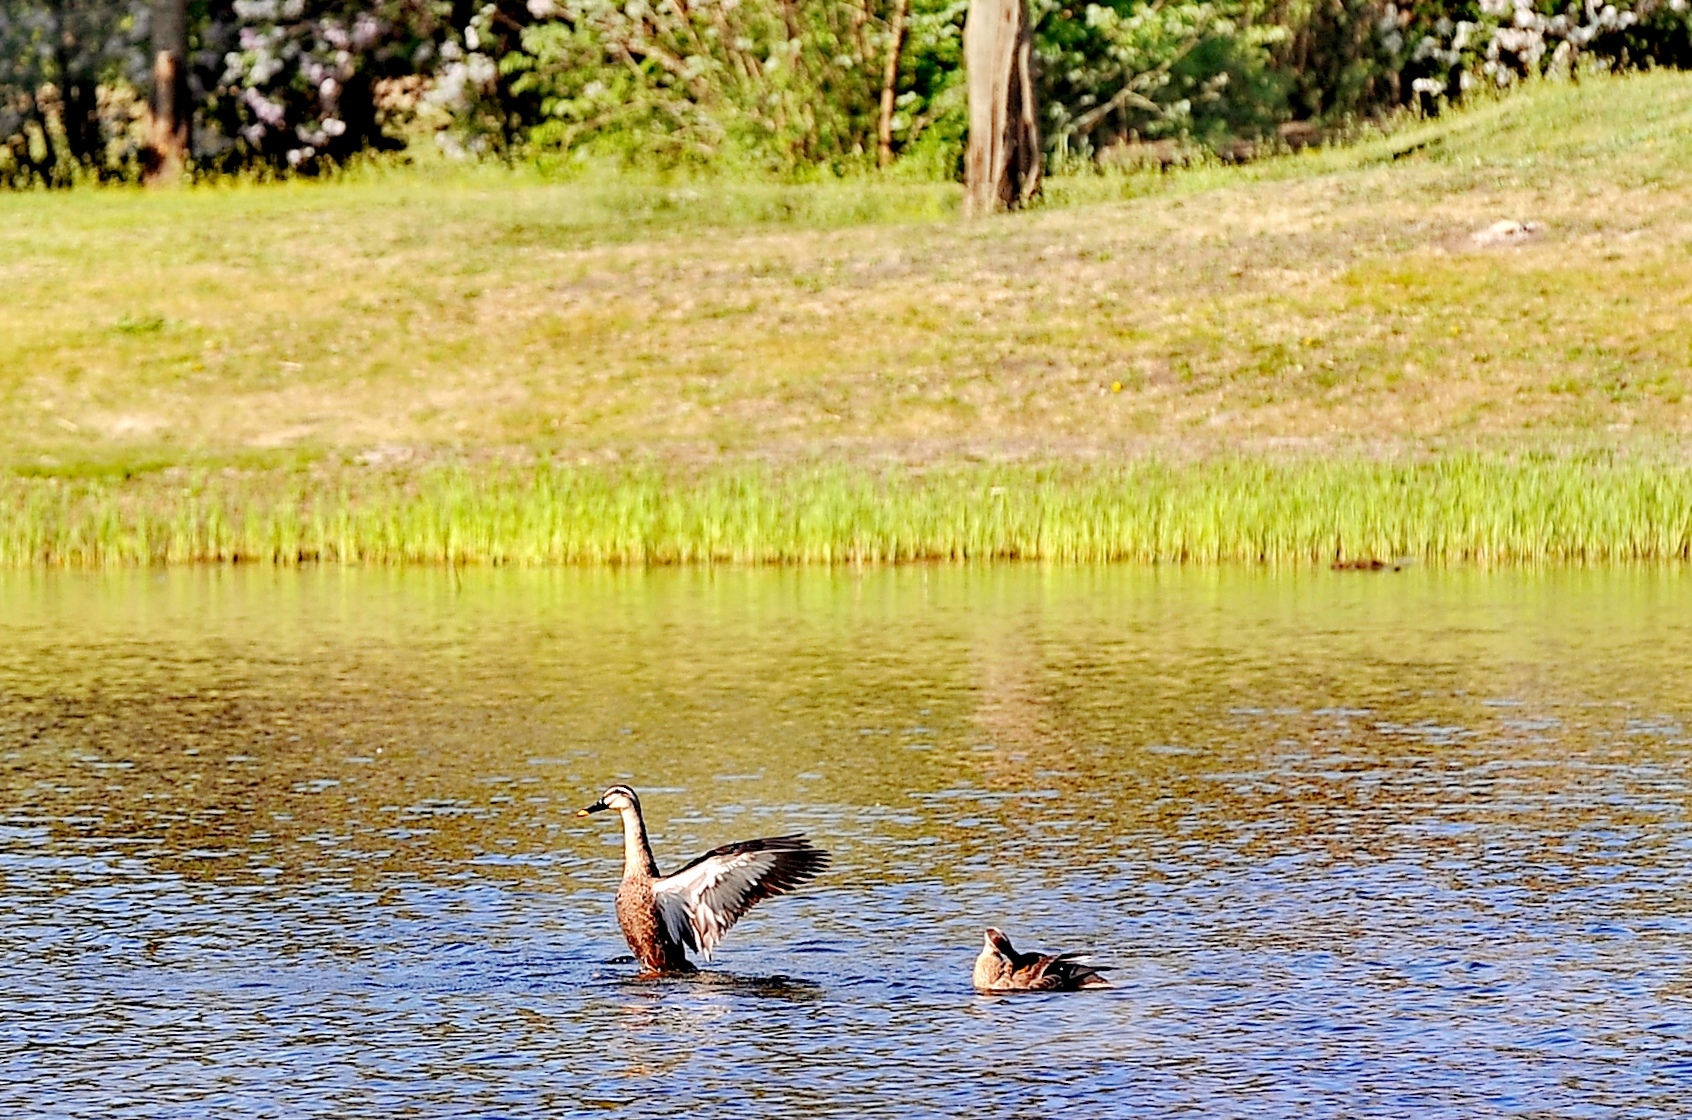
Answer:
576;800;608;816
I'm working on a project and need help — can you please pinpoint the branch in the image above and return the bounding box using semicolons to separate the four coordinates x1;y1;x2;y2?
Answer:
1068;84;1163;136
1063;19;1212;139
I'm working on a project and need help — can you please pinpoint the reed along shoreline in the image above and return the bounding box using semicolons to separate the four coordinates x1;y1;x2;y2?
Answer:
5;454;1690;567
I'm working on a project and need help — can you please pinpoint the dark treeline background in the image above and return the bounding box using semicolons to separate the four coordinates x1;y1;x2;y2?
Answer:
3;0;1691;184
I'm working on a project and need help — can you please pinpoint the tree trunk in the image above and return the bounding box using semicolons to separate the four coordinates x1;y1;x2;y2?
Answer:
145;0;190;183
877;0;910;169
962;0;1039;216
62;76;102;169
49;24;97;181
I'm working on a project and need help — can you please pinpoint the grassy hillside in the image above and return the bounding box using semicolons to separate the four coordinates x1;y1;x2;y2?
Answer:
5;73;1692;563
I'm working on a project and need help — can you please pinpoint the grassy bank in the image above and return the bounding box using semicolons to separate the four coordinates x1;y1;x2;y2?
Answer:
5;72;1692;472
7;456;1691;566
7;73;1692;564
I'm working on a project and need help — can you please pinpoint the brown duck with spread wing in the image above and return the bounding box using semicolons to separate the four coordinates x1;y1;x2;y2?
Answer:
577;784;830;974
972;927;1112;992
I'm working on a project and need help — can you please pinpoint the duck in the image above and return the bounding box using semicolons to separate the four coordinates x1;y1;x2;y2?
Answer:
577;784;830;974
972;927;1112;992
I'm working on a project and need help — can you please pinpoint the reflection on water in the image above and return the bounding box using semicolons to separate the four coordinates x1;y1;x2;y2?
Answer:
3;567;1692;1117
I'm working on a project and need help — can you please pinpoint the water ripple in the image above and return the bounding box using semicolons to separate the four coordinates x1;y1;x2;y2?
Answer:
4;568;1692;1116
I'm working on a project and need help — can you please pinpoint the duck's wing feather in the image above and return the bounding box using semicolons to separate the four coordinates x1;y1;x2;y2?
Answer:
653;834;829;960
1021;952;1112;991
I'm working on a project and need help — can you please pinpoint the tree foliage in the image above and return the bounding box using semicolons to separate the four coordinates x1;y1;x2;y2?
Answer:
3;0;1692;183
0;0;147;183
441;0;1692;169
0;0;461;181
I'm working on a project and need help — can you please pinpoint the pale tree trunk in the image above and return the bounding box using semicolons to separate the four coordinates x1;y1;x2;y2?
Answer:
877;0;910;169
145;0;190;184
962;0;1039;216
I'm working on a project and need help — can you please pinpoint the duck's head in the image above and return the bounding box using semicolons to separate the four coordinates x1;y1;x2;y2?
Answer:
982;927;1016;956
577;784;640;816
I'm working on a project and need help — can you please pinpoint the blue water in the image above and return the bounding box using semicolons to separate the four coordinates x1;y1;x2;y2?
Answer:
3;568;1691;1117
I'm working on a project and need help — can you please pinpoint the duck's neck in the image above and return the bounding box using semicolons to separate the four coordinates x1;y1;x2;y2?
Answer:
617;805;661;879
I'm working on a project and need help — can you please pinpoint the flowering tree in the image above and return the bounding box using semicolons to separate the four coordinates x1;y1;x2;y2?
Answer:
1379;0;1692;108
194;0;456;171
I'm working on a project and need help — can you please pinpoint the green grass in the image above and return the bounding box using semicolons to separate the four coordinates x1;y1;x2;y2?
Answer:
7;72;1692;564
7;456;1691;566
7;71;1692;472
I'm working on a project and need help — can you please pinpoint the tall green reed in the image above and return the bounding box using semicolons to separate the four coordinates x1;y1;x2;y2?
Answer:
3;456;1689;566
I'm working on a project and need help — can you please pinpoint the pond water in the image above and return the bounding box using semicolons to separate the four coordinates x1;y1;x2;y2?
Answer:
4;567;1692;1118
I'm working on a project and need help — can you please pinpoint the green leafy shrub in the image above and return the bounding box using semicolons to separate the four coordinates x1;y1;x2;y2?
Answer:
1039;0;1291;156
439;0;1297;171
473;0;894;171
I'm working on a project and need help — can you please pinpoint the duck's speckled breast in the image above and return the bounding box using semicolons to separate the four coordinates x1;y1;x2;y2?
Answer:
615;877;692;973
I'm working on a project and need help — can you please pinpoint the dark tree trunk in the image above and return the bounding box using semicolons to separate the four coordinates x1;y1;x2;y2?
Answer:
963;0;1039;216
39;4;89;179
145;0;190;183
61;76;101;168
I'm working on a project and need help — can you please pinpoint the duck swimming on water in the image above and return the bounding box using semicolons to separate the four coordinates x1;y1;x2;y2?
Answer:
973;927;1112;992
577;784;830;974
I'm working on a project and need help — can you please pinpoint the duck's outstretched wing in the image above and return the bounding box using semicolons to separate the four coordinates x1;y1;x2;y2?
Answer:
653;834;829;959
1021;952;1112;991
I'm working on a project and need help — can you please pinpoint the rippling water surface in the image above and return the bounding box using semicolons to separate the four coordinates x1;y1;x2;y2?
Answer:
5;567;1692;1118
